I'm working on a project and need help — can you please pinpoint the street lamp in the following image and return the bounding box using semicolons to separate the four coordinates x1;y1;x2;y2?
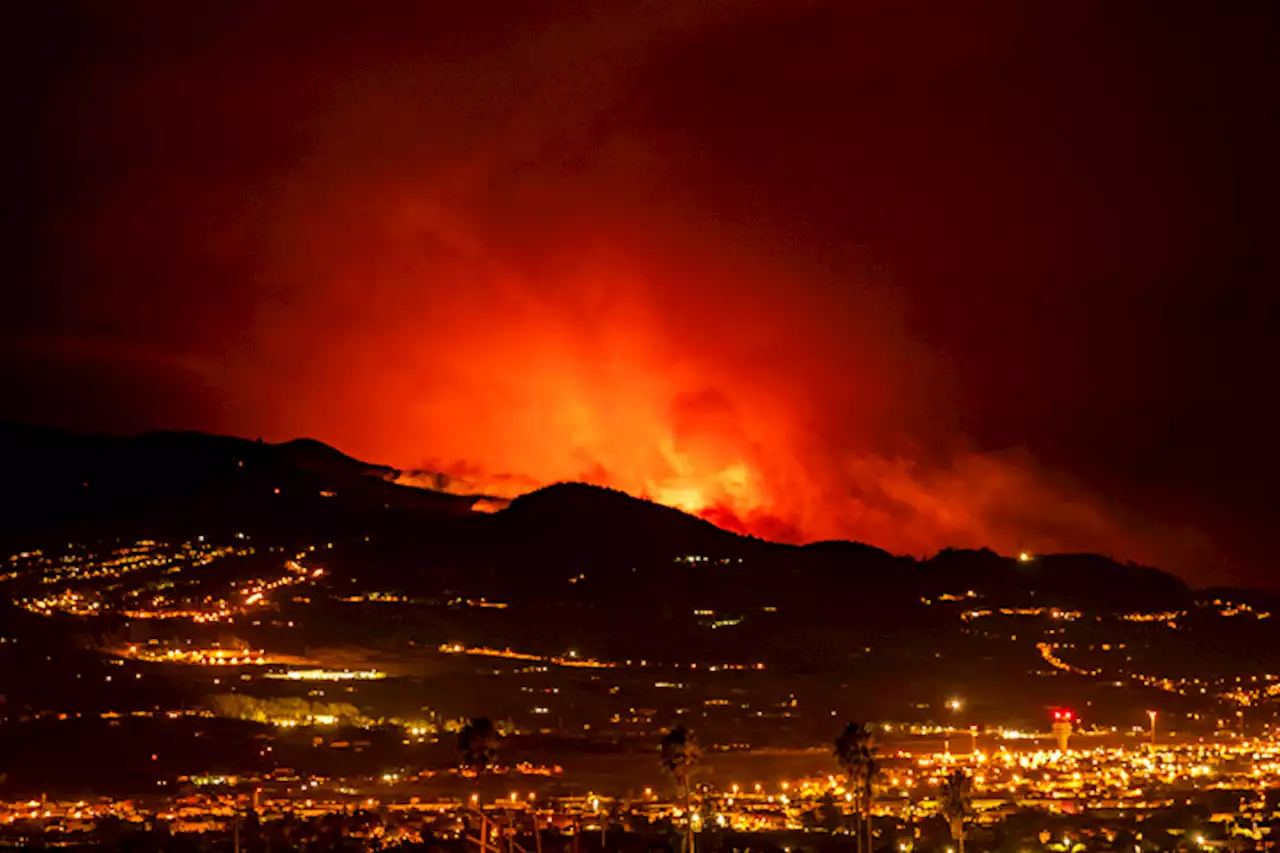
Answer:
1147;710;1157;748
943;699;963;756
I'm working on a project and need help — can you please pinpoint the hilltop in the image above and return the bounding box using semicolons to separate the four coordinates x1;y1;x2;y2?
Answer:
0;423;1204;617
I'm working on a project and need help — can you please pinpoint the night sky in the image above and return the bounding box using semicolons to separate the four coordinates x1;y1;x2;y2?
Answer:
3;2;1276;585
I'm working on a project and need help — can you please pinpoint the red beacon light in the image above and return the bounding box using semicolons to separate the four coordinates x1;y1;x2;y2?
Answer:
1051;709;1075;750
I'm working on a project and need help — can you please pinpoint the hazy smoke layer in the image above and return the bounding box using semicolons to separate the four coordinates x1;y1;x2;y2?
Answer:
23;2;1229;573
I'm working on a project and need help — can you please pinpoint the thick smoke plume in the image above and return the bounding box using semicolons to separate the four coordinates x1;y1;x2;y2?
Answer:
20;2;1229;574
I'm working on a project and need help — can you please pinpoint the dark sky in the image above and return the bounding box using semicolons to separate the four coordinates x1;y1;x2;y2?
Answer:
3;1;1277;586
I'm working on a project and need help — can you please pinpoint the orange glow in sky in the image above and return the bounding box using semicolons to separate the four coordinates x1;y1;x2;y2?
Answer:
23;2;1216;576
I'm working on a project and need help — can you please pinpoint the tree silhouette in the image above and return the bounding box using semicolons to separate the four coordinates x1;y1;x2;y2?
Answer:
861;748;880;853
459;716;501;806
835;722;878;853
939;769;974;853
806;791;845;833
459;717;499;771
660;726;702;853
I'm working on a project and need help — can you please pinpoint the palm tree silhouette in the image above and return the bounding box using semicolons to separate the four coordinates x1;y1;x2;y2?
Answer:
861;749;880;853
835;722;877;853
660;725;702;853
459;718;503;853
939;769;974;853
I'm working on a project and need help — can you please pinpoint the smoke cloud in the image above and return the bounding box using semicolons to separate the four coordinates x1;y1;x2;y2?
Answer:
13;1;1243;577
